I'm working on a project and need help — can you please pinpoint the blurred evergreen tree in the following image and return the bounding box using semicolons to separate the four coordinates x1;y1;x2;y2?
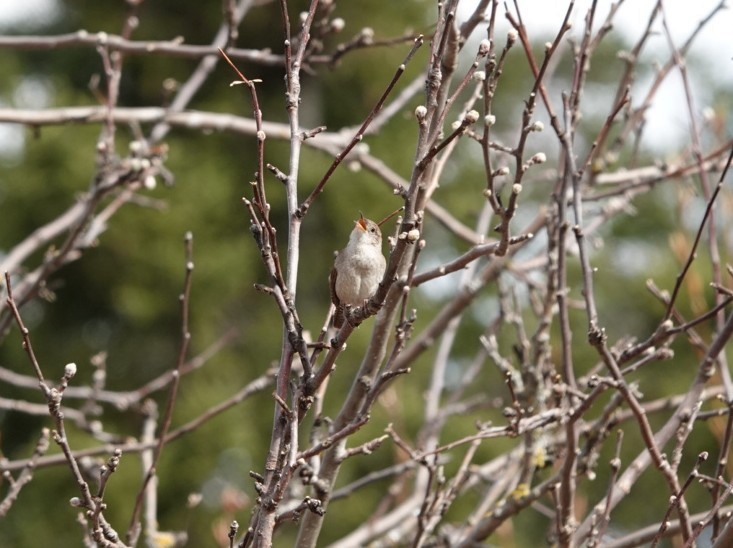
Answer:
0;1;730;546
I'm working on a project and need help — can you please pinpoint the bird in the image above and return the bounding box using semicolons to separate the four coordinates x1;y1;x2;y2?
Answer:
329;213;386;328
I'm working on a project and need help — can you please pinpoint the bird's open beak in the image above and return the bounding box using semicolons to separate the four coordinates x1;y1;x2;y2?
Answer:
356;212;368;231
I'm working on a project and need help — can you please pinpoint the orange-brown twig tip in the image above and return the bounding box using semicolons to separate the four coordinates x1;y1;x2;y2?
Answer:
377;206;404;227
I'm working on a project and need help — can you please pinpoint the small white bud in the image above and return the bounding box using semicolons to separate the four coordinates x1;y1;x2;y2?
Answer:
472;70;486;81
361;27;374;41
64;362;77;378
129;140;144;154
415;105;427;119
531;121;544;132
483;188;492;198
512;183;522;194
478;39;491;55
497;166;510;176
188;493;203;509
507;30;518;44
544;41;553;52
299;12;308;24
659;348;674;360
96;32;108;45
256;130;266;141
531;152;547;164
330;18;345;33
70;497;82;507
347;160;361;172
407;229;420;242
451;120;462;130
484;114;496;126
144;175;157;190
465;110;479;124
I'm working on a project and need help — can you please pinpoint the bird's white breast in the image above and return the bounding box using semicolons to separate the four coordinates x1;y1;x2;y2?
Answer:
334;238;386;305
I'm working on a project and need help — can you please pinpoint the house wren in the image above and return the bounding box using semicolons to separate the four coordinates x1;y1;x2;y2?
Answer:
330;213;386;328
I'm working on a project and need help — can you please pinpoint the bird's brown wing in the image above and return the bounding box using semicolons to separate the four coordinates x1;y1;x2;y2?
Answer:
329;265;344;328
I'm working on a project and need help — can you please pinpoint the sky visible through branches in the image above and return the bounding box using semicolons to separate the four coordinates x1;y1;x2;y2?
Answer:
2;0;732;155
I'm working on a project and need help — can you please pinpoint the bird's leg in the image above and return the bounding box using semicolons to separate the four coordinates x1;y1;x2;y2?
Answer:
346;304;366;327
343;304;355;326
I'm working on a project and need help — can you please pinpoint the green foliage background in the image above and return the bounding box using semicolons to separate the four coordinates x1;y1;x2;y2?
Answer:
1;1;731;546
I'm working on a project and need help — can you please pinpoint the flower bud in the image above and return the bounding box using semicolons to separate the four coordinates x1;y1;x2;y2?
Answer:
531;152;547;164
330;18;345;33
